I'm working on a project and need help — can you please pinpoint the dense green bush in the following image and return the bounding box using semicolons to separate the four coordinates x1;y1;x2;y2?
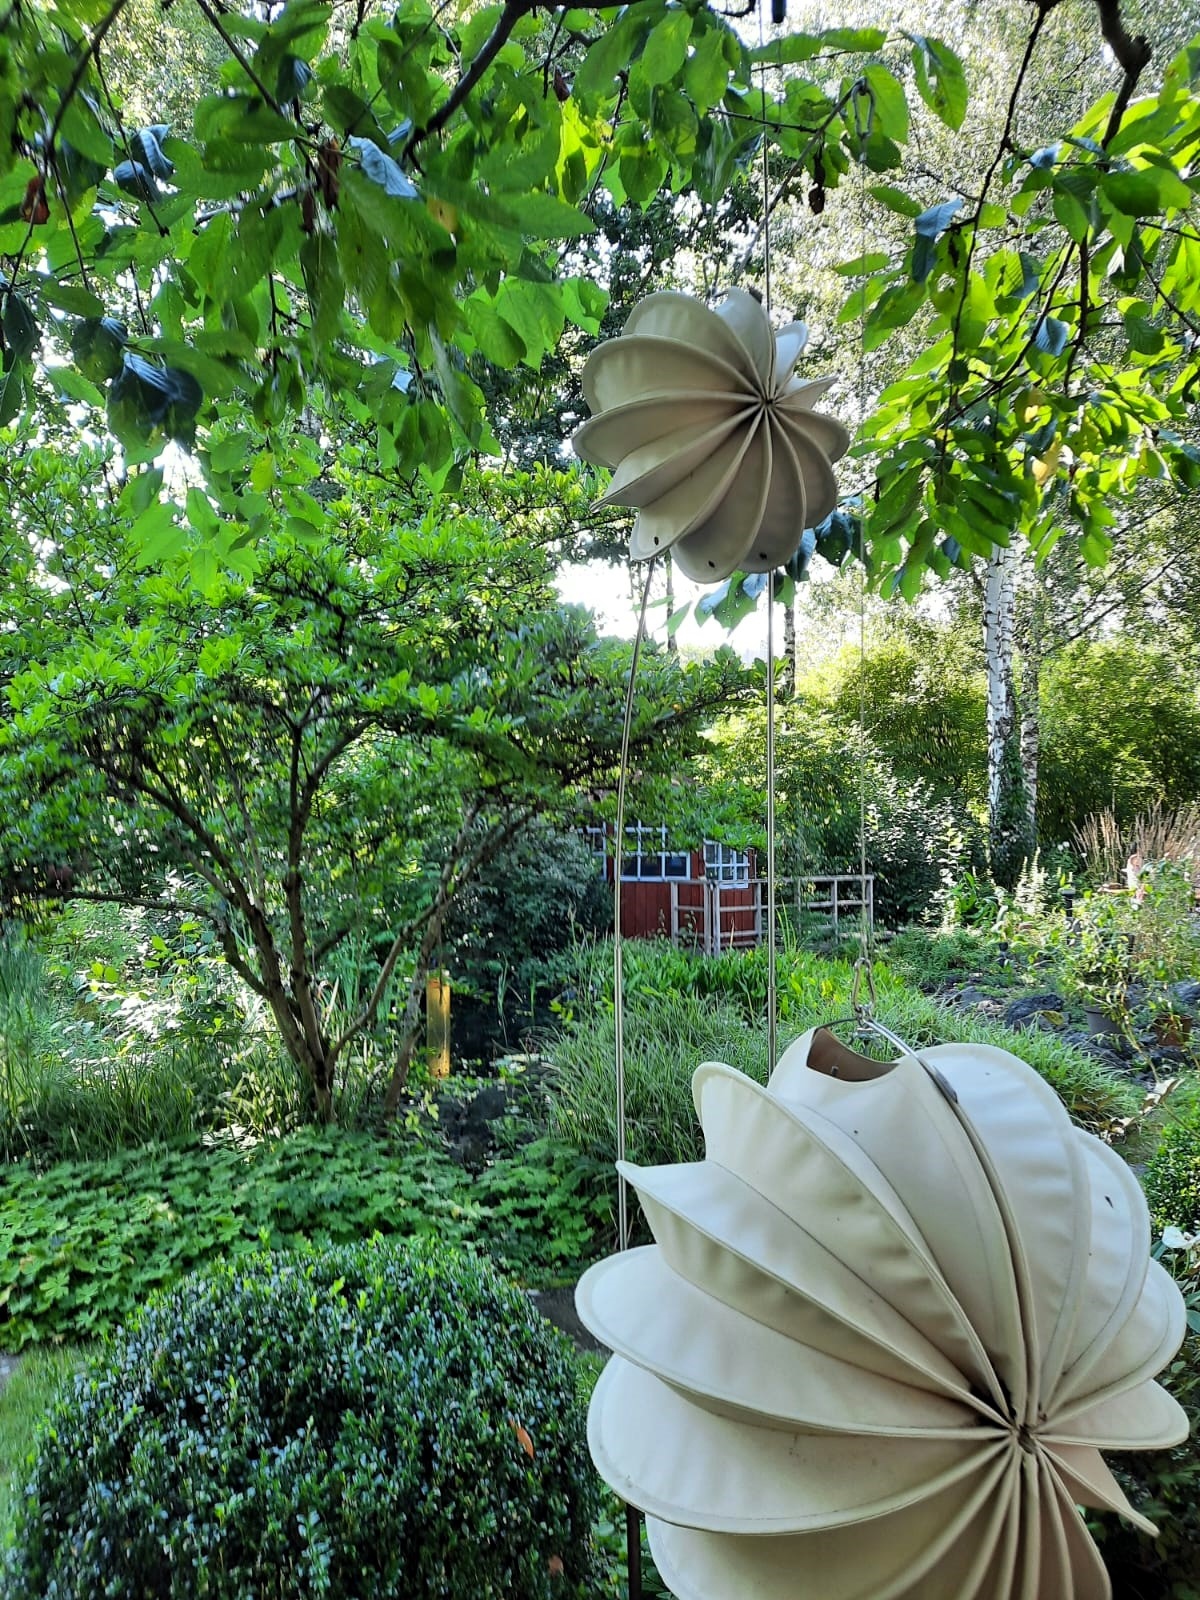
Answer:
1039;640;1200;844
0;1128;608;1349
700;695;983;928
443;821;611;1057
885;926;997;987
1092;1245;1200;1600
3;1239;597;1599
1146;1118;1200;1233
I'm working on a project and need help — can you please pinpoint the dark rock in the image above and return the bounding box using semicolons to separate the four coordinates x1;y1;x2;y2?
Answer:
466;1085;508;1125
1170;980;1200;1010
448;1131;490;1171
1060;1029;1128;1067
943;985;1001;1013
1003;992;1067;1032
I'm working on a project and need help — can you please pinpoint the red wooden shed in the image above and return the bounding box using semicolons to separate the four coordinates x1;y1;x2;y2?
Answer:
587;823;762;953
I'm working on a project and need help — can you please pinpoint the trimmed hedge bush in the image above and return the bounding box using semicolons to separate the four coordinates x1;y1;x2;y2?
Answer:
1145;1116;1200;1232
3;1238;597;1599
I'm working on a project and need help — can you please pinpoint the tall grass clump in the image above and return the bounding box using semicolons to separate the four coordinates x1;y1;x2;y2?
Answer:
547;942;1138;1181
1074;802;1200;889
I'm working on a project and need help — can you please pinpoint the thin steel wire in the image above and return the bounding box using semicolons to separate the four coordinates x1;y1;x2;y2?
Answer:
854;82;874;987
765;582;778;1071
612;558;657;1253
758;0;777;1071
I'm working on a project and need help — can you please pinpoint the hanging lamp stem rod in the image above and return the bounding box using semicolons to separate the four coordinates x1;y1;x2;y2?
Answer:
613;558;656;1254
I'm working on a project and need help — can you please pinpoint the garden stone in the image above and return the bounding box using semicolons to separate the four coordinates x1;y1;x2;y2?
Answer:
1060;1029;1127;1069
942;984;1001;1014
1170;980;1200;1010
1003;992;1067;1032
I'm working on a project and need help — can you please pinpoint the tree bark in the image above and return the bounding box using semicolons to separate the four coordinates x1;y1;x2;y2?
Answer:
782;592;797;700
664;551;678;658
983;543;1032;886
1019;648;1040;838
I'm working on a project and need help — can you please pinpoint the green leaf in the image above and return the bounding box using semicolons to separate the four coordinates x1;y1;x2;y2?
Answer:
1122;304;1164;355
821;25;887;50
194;94;298;145
639;10;692;87
574;14;644;101
0;361;28;427
493;190;595;240
47;364;104;408
1053;187;1090;243
465;297;526;366
38;281;105;318
3;294;39;363
863;281;925;350
618;144;669;207
1103;166;1194;217
862;65;909;144
58;96;115;167
684;31;729;111
869;184;921;218
834;252;891;277
910;36;967;131
560;276;607;334
131;499;183;567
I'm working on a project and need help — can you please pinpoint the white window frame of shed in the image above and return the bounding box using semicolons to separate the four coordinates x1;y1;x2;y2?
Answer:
621;822;690;881
704;840;751;885
584;824;609;878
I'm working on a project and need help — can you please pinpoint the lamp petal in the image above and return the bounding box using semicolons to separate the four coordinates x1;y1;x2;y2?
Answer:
576;1246;985;1436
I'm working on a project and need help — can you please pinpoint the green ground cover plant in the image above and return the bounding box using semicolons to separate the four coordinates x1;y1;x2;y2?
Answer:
0;1129;607;1350
3;1239;597;1600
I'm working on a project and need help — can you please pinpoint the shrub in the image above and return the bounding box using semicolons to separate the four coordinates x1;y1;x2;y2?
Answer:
1146;1117;1200;1233
3;1239;597;1600
885;926;996;983
1091;1241;1200;1599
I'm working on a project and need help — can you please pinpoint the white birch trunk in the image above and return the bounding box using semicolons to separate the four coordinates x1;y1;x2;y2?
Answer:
782;593;796;699
983;543;1020;854
1019;651;1040;832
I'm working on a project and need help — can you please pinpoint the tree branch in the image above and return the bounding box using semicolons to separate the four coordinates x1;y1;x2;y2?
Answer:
406;0;660;158
1094;0;1152;146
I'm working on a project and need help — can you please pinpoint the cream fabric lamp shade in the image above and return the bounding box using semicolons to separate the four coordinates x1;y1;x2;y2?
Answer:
571;290;850;582
576;1028;1188;1600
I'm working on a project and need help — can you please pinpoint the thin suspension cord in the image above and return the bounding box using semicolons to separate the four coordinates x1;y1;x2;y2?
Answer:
854;84;874;979
613;557;657;1253
765;583;778;1070
758;0;777;1068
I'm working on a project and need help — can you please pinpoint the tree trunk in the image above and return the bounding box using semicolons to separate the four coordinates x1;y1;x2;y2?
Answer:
983;544;1033;887
1019;649;1040;839
664;552;678;657
781;592;797;699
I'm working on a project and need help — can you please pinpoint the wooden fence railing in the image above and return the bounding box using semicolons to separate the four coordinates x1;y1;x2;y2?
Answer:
669;873;874;954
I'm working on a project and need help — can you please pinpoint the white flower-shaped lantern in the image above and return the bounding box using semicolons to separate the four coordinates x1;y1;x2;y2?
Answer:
577;1028;1188;1600
572;290;850;582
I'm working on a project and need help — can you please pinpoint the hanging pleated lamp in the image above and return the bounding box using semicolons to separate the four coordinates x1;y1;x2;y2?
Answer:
576;1027;1188;1600
571;290;849;582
